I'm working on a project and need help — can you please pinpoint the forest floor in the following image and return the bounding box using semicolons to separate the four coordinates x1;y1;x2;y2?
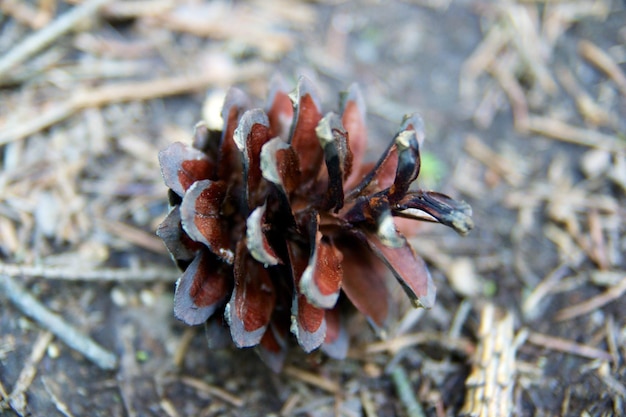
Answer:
0;1;625;416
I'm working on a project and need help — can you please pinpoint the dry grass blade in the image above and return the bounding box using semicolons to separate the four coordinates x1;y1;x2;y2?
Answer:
526;332;612;361
554;276;626;322
179;376;244;407
460;304;517;417
0;274;118;370
283;365;340;394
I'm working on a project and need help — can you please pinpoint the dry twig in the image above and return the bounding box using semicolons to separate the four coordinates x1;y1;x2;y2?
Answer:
578;39;626;96
523;116;621;151
0;274;118;370
283;365;340;394
42;376;76;417
6;331;54;415
0;262;178;282
0;0;113;79
464;134;524;186
362;332;474;357
279;393;301;417
98;219;168;255
179;376;244;407
555;276;626;322
526;332;612;361
0;65;266;145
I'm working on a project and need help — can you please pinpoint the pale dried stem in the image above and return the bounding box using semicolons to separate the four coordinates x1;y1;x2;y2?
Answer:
0;273;118;370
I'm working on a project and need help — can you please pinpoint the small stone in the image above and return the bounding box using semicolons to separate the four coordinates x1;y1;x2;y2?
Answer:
447;257;482;297
47;343;60;359
110;287;128;307
581;149;610;179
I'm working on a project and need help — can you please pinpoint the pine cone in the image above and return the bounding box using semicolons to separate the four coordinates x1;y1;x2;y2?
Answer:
157;75;473;371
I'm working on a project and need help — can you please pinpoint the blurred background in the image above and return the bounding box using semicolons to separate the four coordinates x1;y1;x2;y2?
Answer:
0;0;625;416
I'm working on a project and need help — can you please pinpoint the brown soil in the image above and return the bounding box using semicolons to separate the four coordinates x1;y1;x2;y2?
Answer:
1;1;625;416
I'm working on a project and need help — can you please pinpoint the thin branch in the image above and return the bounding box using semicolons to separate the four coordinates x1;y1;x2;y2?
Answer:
555;277;626;322
526;332;612;361
523;115;622;151
179;376;244;407
0;0;113;79
578;40;626;97
0;273;118;370
0;262;178;282
283;366;340;394
0;63;266;145
361;332;474;357
7;331;54;415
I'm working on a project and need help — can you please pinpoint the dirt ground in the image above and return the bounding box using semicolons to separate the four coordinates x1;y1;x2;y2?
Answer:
1;1;625;416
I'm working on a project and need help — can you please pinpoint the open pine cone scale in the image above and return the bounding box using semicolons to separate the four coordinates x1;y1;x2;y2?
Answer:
157;75;473;371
